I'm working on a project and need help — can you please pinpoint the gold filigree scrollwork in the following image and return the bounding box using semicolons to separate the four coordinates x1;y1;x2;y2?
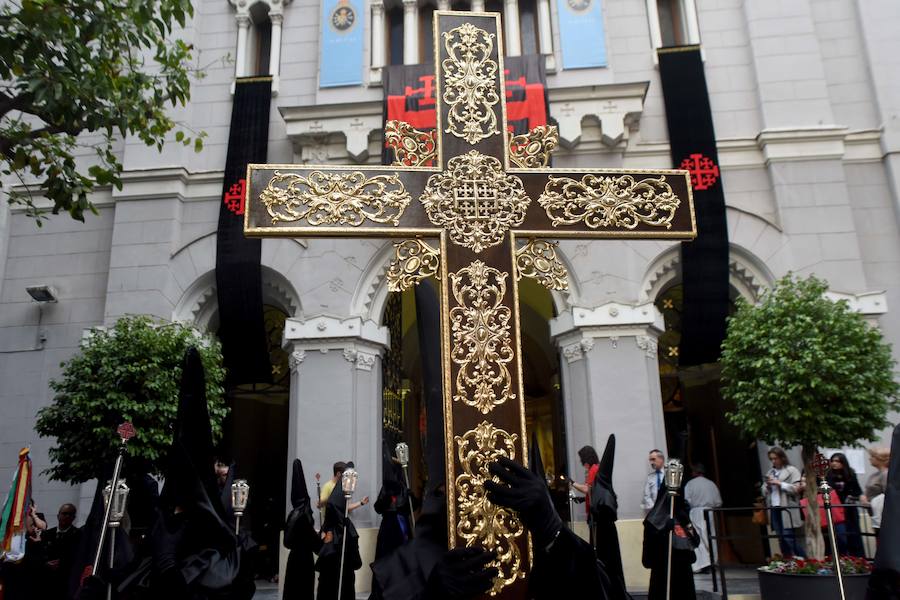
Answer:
449;260;515;414
386;239;440;292
508;125;559;169
515;239;569;291
260;171;411;226
441;23;501;144
455;421;524;595
538;174;680;230
384;120;437;167
420;150;530;252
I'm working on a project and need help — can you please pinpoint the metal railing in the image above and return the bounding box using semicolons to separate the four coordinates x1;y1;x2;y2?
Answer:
700;503;877;599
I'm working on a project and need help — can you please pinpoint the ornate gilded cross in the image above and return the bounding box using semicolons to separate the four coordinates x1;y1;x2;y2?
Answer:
245;11;694;597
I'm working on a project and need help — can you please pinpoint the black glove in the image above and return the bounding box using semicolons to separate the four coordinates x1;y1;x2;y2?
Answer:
484;456;563;547
424;547;498;599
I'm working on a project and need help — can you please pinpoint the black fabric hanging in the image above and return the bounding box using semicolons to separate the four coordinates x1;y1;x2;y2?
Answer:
414;280;445;494
215;77;273;385
657;46;730;366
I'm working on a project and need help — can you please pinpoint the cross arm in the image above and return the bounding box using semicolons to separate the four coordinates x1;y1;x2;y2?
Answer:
514;167;696;239
244;164;440;237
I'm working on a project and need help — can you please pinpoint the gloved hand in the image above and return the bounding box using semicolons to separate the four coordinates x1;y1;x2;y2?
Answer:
484;457;563;548
424;547;498;599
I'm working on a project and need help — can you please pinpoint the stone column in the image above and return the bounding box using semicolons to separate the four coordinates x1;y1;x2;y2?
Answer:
235;14;251;78
402;0;418;65
283;315;389;529
437;0;450;10
371;1;386;72
551;302;667;520
503;0;521;56
471;0;485;13
535;0;553;66
269;13;283;77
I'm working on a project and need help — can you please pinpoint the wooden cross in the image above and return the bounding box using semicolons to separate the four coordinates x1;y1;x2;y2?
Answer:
245;11;695;597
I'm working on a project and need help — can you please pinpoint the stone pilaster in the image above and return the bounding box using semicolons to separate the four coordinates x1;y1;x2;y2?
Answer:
283;315;388;527
551;302;667;520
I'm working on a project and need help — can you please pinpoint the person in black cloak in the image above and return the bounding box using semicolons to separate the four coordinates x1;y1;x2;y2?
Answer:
316;474;363;600
589;434;627;598
282;459;322;600
642;485;699;600
373;441;412;562
90;347;254;600
867;423;900;600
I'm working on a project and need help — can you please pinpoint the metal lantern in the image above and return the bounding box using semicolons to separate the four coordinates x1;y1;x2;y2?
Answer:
341;468;359;497
231;479;250;516
102;480;130;527
395;442;410;467
664;459;684;494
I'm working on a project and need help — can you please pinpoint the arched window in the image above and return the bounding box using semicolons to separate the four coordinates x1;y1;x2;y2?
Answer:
247;2;273;76
646;0;700;53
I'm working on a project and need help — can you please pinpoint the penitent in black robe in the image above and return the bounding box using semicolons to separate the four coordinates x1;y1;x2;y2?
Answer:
283;459;322;600
642;493;698;600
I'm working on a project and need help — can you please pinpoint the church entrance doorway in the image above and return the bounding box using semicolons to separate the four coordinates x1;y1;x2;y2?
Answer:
654;284;766;565
217;304;291;582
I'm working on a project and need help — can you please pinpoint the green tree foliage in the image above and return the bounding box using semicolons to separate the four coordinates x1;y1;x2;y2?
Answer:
36;315;227;484
0;0;204;224
721;274;899;556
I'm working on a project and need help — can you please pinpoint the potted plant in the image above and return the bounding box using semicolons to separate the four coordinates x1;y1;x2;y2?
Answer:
758;556;873;600
719;274;899;593
36;315;228;484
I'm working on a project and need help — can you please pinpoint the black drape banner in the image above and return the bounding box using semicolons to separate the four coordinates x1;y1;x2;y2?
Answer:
215;77;273;385
657;46;729;366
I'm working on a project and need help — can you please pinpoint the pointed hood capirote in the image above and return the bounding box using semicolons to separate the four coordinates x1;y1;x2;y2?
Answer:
597;434;615;489
290;458;311;510
160;347;234;550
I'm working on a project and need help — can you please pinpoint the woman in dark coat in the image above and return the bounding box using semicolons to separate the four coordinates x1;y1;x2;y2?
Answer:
283;459;322;600
826;452;865;557
642;491;699;600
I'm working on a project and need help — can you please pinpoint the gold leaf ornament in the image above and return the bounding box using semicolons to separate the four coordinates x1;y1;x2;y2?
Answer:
449;261;516;414
539;174;680;230
455;421;524;595
260;170;411;226
441;23;501;144
386;239;440;292
384;120;437;167
508;125;559;169
515;239;569;291
420;150;530;252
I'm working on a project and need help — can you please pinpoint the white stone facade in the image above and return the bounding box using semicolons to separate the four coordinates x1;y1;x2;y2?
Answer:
1;2;899;586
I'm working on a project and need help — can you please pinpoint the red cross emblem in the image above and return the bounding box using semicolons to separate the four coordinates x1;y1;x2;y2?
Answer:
679;153;720;191
117;421;136;442
223;179;247;215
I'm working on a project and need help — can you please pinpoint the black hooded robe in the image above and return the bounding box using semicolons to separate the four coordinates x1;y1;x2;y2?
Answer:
867;423;900;600
316;482;361;600
283;459;322;600
642;492;698;600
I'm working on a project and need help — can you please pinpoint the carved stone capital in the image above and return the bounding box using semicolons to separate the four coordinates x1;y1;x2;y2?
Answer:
288;350;306;372
561;337;594;363
343;348;378;371
635;335;658;359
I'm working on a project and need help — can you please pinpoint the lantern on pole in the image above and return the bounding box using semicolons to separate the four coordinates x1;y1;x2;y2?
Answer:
663;458;684;600
395;442;416;534
337;467;358;600
231;479;250;535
